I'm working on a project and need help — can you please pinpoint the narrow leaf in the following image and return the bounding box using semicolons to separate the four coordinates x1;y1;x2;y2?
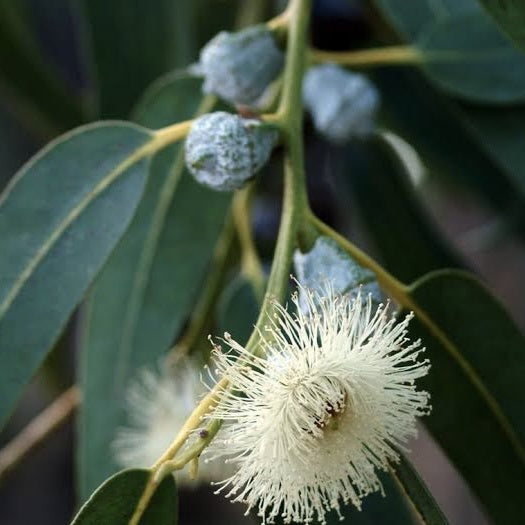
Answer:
407;270;525;524
391;455;449;525
71;469;177;524
477;0;525;52
418;12;525;103
78;75;230;498
0;121;153;429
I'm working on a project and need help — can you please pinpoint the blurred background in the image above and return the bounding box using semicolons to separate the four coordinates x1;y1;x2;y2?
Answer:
1;0;524;523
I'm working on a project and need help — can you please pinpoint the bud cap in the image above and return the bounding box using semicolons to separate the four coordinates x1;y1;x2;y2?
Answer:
185;111;278;192
294;236;382;312
200;25;284;107
303;64;380;144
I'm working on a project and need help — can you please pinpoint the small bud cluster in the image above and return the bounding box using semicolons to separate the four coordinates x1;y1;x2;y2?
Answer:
185;111;278;192
303;64;380;144
199;25;284;107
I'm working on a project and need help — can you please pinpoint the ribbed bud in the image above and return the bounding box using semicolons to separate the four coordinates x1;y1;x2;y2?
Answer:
303;64;380;144
185;111;278;192
199;25;284;107
294;236;381;312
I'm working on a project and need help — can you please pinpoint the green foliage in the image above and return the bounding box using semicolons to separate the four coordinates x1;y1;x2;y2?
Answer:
0;122;152;429
372;0;525;236
71;469;177;524
1;1;525;524
418;12;525;103
477;0;525;51
408;270;525;524
392;455;449;525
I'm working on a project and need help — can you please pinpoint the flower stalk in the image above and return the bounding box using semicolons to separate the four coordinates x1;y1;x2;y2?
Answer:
309;45;423;68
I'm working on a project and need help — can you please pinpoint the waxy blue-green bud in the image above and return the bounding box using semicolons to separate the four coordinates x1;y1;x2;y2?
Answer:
303;64;380;144
199;25;284;107
294;236;382;312
185;112;278;192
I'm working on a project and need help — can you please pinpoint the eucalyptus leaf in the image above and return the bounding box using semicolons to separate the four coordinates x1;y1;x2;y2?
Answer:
78;74;230;498
372;0;525;218
392;454;449;525
71;469;177;525
0;121;153;429
407;270;525;524
372;0;479;40
477;0;525;52
418;12;525;103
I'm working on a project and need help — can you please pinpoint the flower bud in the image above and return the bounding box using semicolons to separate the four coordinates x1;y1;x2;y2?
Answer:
303;64;380;144
185;111;278;192
294;236;381;312
199;25;284;107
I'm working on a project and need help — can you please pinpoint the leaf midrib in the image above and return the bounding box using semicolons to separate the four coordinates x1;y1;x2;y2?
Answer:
0;128;154;323
405;272;525;468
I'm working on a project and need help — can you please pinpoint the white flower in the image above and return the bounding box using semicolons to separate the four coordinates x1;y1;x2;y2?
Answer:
208;287;431;523
113;358;229;487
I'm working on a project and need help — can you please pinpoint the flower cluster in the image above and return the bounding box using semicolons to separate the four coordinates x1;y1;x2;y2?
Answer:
207;287;430;523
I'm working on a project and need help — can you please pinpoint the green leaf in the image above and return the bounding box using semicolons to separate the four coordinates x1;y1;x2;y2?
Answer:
477;0;525;52
372;0;479;40
81;0;195;118
0;121;153;429
418;12;525;103
371;0;525;232
71;469;177;524
339;134;462;282
78;74;230;498
407;270;525;524
392;455;449;525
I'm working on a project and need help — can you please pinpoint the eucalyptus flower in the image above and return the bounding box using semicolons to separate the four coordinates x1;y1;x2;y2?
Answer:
113;359;229;487
207;287;430;523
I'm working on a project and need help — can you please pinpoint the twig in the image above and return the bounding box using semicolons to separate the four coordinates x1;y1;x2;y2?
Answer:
0;385;80;483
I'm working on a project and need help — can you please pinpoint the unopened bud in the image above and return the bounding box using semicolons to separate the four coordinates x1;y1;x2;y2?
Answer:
185;111;278;192
200;25;284;107
294;237;381;312
303;64;380;144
